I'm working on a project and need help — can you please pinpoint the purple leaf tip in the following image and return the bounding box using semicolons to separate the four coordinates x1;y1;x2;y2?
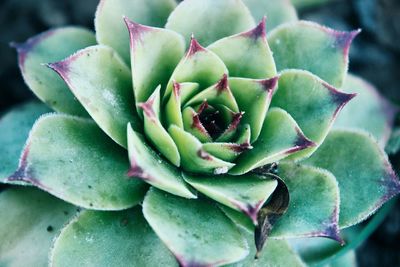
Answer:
242;16;267;39
172;81;181;97
187;35;206;57
124;16;151;50
138;94;156;120
323;82;357;117
215;73;229;93
47;60;70;77
259;76;279;92
333;29;361;56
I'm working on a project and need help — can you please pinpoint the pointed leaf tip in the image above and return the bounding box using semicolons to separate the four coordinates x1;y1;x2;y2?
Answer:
46;61;70;77
172;80;181;96
215;73;229;93
187;36;206;56
323;82;357;116
259;76;279;92
333;29;361;56
242;16;267;39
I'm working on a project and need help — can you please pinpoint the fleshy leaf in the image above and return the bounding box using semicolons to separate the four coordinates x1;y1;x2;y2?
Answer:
242;0;298;30
12;27;96;116
182;106;213;143
185;74;240;112
272;163;341;241
169;125;235;174
268;21;360;87
229;77;278;142
95;0;177;63
334;74;396;146
0;102;50;183
165;82;200;128
143;188;249;267
271;70;355;160
183;173;277;224
6;114;147;210
202;141;252;162
48;45;140;148
164;37;228;101
165;0;255;46
125;18;185;112
208;18;277;79
50;207;178;267
127;124;196;199
0;187;76;267
230;234;306;267
303;130;400;228
139;86;180;166
230;108;315;175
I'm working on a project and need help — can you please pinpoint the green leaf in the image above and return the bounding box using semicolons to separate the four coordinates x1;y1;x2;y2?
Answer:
50;207;178;267
242;0;298;31
166;0;255;46
139;86;180;166
230;233;305;267
182;106;213;143
202;141;252;162
165;82;200;128
386;128;400;155
230;108;315;175
164;37;228;102
229;77;278;142
125;18;185;113
304;129;400;228
272;163;341;241
6;114;147;210
143;188;249;267
48;45;140;148
183;173;277;224
271;70;355;160
208;18;277;79
292;0;333;9
12;27;96;116
268;21;360;88
169;125;235;174
334;74;396;146
0;187;77;267
0;102;50;183
127;124;196;199
95;0;177;63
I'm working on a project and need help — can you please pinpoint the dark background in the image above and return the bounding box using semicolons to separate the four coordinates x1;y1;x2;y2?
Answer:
0;0;399;266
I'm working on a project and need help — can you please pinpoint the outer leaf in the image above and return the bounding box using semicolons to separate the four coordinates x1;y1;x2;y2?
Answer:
0;102;50;182
164;37;228;101
272;163;341;241
95;0;177;63
183;173;277;224
271;70;355;160
169;125;235;174
12;27;96;116
50;207;178;267
48;45;140;148
143;188;249;267
165;0;255;46
304;130;400;228
229;77;278;142
6;114;147;210
334;74;396;146
242;0;298;30
125;18;185;111
127;124;196;199
0;187;76;267
139;86;180;166
268;21;360;87
230;108;315;175
208;18;277;79
230;234;305;267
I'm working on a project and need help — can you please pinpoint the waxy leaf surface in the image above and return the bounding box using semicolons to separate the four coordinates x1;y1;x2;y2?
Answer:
13;27;96;116
304;130;400;228
6;114;147;210
50;207;178;267
143;188;249;267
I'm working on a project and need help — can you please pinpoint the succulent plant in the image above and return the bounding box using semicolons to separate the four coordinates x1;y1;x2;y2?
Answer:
1;0;400;266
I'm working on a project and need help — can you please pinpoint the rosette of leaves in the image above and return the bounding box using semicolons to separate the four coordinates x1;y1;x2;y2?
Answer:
1;0;400;266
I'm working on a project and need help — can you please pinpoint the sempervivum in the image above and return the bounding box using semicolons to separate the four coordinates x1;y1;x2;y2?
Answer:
1;0;399;266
